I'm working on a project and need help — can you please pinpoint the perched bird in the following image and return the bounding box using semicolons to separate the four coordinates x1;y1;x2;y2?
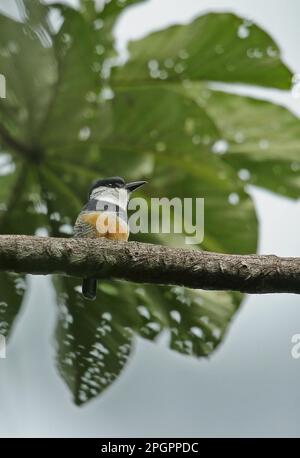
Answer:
74;176;146;300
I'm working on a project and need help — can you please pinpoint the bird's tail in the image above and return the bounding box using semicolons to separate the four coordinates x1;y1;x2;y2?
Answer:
82;278;97;301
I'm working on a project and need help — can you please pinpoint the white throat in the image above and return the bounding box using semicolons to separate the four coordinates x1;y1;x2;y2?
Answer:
91;187;129;211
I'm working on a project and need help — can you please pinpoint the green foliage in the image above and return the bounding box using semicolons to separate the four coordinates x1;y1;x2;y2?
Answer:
0;0;297;404
113;12;292;88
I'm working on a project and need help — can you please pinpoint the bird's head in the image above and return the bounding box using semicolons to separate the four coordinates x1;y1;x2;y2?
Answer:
88;177;147;198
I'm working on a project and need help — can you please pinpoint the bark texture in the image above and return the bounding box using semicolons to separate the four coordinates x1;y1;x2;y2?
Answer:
0;234;299;294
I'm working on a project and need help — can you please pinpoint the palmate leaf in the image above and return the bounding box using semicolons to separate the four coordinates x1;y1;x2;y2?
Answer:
0;0;297;405
47;83;257;403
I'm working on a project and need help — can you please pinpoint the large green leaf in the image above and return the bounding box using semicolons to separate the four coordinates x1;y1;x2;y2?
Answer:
53;276;133;405
102;86;258;254
113;13;292;89
48;83;257;402
188;87;300;199
53;273;240;404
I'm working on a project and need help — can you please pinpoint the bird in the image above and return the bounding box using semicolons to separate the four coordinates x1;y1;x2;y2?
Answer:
74;176;147;300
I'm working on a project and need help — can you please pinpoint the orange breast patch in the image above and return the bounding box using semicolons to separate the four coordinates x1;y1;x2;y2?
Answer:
81;212;99;227
82;211;129;241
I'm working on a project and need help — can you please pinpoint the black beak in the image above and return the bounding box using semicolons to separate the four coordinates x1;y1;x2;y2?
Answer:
125;180;147;192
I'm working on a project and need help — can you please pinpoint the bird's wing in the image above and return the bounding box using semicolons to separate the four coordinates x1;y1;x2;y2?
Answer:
74;211;98;238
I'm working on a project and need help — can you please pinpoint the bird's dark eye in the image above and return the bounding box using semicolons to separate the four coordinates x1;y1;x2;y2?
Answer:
104;205;108;211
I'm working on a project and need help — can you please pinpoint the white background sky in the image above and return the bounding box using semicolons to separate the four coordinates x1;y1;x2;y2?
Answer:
1;0;300;438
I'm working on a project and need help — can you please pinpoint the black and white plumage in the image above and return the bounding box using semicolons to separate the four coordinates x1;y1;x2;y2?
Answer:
74;176;146;300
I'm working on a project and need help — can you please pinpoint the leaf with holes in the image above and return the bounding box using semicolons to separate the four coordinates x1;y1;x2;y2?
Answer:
53;276;133;405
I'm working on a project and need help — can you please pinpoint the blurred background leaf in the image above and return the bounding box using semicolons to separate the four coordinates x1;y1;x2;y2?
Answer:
0;0;298;404
112;12;292;88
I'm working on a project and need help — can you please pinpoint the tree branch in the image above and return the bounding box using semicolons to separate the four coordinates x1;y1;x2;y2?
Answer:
0;235;299;294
